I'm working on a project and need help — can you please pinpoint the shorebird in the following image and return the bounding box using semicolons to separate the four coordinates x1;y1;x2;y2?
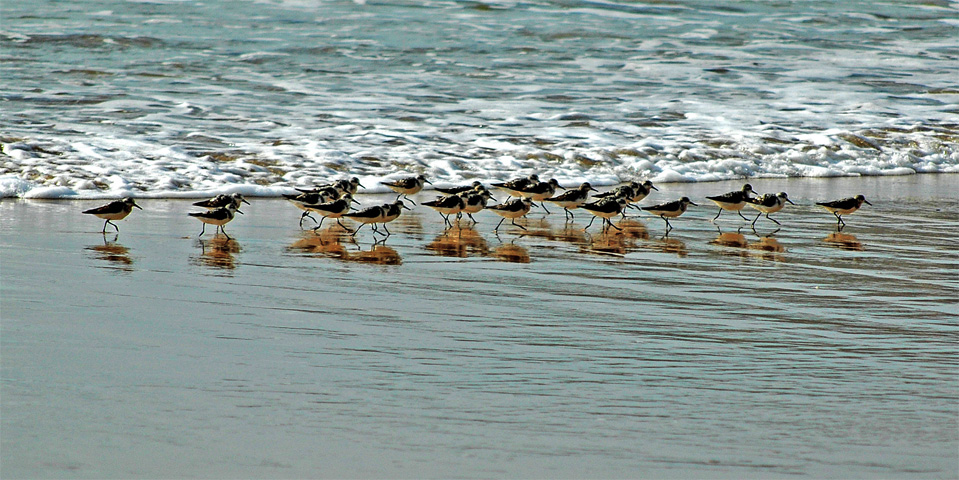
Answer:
595;180;658;215
436;180;484;195
193;193;250;211
706;183;754;221
304;193;358;232
297;177;363;196
642;197;697;231
284;188;338;228
546;182;598;220
378;200;411;236
491;174;539;198
460;187;495;223
423;194;467;228
344;205;386;237
488;197;534;232
82;198;141;233
747;192;794;226
189;205;242;239
581;196;628;233
381;174;431;205
817;195;871;229
517;178;565;214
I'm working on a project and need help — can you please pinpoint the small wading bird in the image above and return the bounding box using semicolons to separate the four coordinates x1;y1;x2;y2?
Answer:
517;178;565;214
345;200;410;237
435;180;484;195
304;193;359;233
747;192;794;226
595;180;658;216
488;197;534;232
491;174;539;199
546;182;597;221
706;183;754;221
422;194;467;228
460;187;495;224
193;193;250;211
642;197;697;231
817;195;871;230
581;195;629;233
189;204;242;239
284;188;338;228
381;174;431;205
297;177;363;197
82;198;141;233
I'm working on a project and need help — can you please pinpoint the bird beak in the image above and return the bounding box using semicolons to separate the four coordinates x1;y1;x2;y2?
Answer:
689;201;698;206
351;197;361;205
558;184;567;190
651;185;659;191
786;199;796;205
236;210;244;215
402;204;411;210
242;199;251;205
589;186;598;192
133;204;143;210
864;199;872;206
425;179;433;185
358;182;365;188
489;195;497;202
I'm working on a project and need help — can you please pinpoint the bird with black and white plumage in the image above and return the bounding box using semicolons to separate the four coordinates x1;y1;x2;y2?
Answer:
595;180;658;216
344;205;385;237
378;200;411;236
193;193;251;211
581;195;629;233
435;180;484;195
297;177;363;196
747;192;794;226
817;195;871;230
706;183;754;221
423;194;467;228
304;192;359;233
284;188;339;228
487;197;535;232
491;174;539;199
82;198;142;233
460;187;496;224
546;182;598;221
189;203;243;239
381;175;431;205
642;197;697;231
516;178;566;214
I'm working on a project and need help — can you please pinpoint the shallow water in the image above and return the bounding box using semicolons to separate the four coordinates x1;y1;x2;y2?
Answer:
2;1;958;198
2;175;956;478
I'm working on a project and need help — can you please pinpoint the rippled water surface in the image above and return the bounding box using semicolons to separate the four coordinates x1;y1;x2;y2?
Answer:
2;176;956;477
2;1;958;197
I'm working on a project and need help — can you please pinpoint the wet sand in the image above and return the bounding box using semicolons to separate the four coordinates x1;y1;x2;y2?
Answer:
2;175;957;478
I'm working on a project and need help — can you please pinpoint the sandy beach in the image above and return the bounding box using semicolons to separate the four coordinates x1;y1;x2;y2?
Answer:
2;174;957;478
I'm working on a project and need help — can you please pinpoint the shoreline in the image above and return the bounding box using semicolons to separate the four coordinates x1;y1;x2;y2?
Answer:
2;170;956;200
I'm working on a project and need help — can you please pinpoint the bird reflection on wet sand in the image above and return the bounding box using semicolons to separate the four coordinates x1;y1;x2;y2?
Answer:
290;228;401;264
492;242;530;263
85;234;133;271
748;230;786;261
425;226;490;258
823;232;864;251
192;235;240;271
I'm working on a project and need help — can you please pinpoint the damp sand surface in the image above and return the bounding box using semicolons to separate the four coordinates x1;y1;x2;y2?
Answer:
2;175;957;478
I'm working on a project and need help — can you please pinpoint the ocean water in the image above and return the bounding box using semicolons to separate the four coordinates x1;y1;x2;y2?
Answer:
2;0;958;199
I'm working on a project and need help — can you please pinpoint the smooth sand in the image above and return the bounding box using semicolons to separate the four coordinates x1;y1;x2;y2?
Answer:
2;174;957;478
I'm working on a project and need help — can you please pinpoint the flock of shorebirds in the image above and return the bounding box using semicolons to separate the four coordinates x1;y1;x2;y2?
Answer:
81;174;872;239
